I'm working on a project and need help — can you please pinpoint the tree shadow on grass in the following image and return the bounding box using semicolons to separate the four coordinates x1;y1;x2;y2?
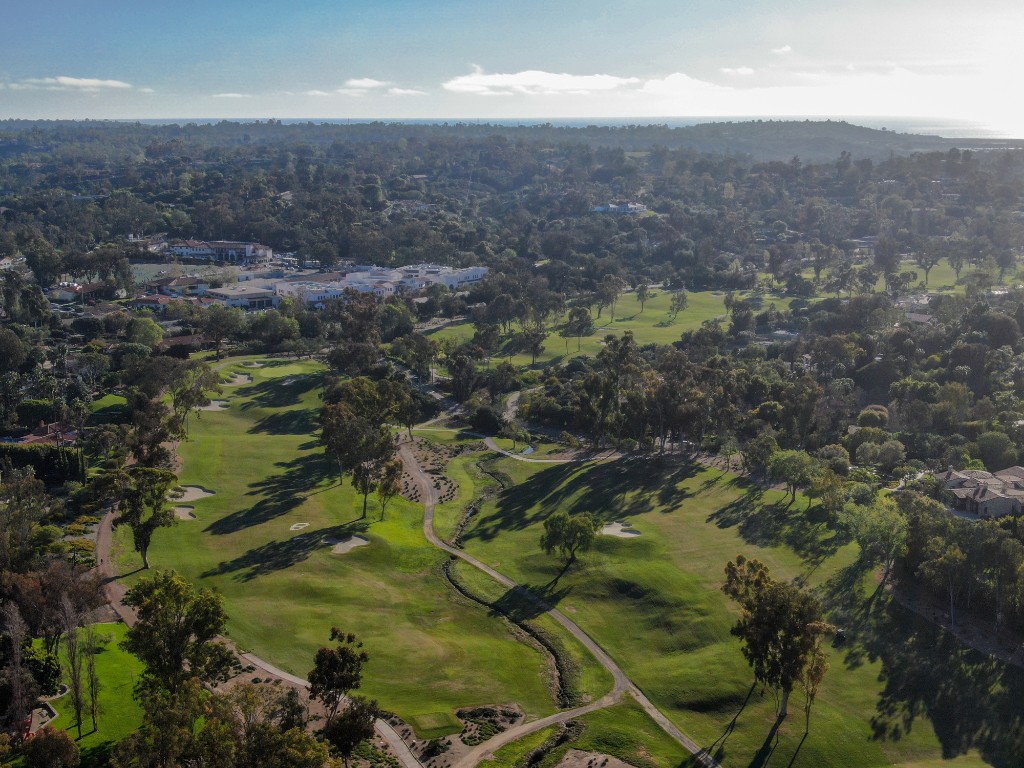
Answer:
202;519;369;581
465;456;702;543
828;587;1024;766
236;372;323;411
706;491;849;568
488;579;575;622
248;407;318;435
205;452;335;535
80;742;114;768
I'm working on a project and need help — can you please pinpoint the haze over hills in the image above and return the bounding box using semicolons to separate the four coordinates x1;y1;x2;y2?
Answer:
3;118;1023;163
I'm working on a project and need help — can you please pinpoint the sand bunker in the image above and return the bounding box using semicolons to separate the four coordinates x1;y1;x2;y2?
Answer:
289;522;310;531
199;400;229;411
174;506;196;520
601;521;641;538
324;535;370;555
174;486;216;502
223;373;253;386
242;361;265;368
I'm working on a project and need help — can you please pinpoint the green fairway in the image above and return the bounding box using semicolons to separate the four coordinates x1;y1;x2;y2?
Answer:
427;288;793;370
455;454;1019;768
117;357;560;734
53;622;144;766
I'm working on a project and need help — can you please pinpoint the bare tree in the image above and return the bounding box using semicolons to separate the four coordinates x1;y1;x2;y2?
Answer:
83;625;108;732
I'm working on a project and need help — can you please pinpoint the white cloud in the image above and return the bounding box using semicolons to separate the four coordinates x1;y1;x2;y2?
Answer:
387;87;427;96
443;68;641;96
138;87;156;94
771;45;793;55
344;78;390;89
304;89;332;96
335;88;370;97
9;75;135;92
721;67;755;76
212;92;251;99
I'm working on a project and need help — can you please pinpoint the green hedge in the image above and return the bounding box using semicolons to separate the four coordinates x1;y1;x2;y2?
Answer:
0;443;86;484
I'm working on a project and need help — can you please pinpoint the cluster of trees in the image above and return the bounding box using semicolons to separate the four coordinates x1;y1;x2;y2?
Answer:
110;571;379;767
723;556;833;728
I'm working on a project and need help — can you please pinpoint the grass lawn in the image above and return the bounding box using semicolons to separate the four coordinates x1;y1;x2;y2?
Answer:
479;726;559;768
427;289;793;370
52;622;144;767
87;394;128;425
457;455;1019;767
115;357;558;736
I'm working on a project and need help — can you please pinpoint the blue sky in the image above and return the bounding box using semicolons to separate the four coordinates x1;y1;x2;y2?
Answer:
2;0;1022;134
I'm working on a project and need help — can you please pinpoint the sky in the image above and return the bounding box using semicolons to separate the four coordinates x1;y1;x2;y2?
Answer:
2;0;1023;136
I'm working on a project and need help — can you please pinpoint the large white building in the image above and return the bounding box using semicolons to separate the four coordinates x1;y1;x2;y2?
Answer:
275;264;488;306
166;240;273;265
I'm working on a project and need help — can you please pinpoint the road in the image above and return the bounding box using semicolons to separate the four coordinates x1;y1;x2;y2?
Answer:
398;441;719;768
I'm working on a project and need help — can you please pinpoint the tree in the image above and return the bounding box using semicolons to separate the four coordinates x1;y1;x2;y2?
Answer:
844;497;908;583
320;403;396;517
375;459;403;521
125;317;165;348
60;596;84;738
121;570;234;692
635;283;649;313
563;306;594;352
168;362;221;438
669;289;688;320
83;624;107;732
23;725;80;768
111;467;177;569
919;538;967;630
308;628;368;728
723;556;834;719
200;304;244;360
801;639;829;732
322;696;381;766
540;510;599;565
767;450;819;504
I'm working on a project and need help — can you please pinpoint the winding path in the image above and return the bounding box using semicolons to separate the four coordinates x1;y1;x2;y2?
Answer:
398;441;719;768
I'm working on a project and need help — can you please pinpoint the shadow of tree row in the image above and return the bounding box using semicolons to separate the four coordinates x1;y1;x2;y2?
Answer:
202;519;369;581
465;456;707;543
817;564;1024;767
205;452;335;535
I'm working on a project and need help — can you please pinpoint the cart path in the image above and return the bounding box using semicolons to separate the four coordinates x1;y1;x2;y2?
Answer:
398;440;718;768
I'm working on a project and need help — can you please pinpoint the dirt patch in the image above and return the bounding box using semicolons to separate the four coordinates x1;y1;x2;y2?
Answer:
456;705;523;746
199;400;229;411
403;436;483;503
223;372;253;386
172;485;216;502
174;505;196;520
601;521;641;538
324;535;370;555
555;749;633;768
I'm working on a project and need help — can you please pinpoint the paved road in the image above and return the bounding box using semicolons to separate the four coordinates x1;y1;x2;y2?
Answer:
398;441;719;768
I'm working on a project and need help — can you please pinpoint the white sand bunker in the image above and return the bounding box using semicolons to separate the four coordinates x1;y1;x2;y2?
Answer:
324;535;370;555
199;400;229;411
174;506;196;520
223;373;253;386
289;522;310;531
174;486;216;502
242;361;265;368
601;521;641;538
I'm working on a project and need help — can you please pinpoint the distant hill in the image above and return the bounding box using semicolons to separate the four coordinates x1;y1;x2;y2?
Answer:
1;118;1022;162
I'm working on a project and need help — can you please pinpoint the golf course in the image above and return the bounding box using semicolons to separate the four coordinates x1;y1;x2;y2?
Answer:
111;352;1019;767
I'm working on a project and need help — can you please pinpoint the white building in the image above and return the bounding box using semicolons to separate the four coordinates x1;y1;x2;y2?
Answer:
167;240;273;265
